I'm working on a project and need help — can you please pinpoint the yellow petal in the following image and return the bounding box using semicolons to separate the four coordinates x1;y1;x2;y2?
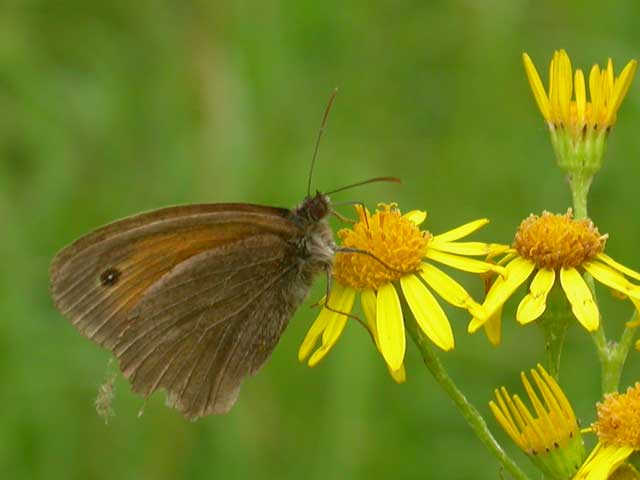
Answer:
427;240;509;257
419;262;486;319
319;285;356;341
559;267;599;331
301;283;355;365
361;288;378;343
468;257;536;332
522;52;551;121
575;69;586;127
483;309;502;346
432;218;489;243
298;309;331;361
588;445;635;480
364;289;407;383
549;52;559;121
595;253;640;282
583;261;640;311
403;210;427;225
557;49;573;125
388;364;406;384
604;58;615;102
376;283;405;371
516;268;556;324
424;249;505;275
589;64;603;126
605;59;638;125
489;399;521;446
575;442;635;480
400;274;454;351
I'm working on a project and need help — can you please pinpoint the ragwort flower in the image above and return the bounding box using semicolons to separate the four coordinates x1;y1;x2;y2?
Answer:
490;364;585;478
298;203;504;378
522;50;637;176
468;210;640;341
575;383;640;480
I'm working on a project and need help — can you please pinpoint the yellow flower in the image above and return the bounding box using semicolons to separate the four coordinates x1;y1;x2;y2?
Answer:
298;203;505;378
523;49;637;134
575;383;640;480
468;210;640;341
523;50;637;179
490;364;585;478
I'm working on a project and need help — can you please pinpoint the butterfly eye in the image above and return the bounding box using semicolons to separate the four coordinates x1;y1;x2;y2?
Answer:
100;268;121;287
309;195;329;221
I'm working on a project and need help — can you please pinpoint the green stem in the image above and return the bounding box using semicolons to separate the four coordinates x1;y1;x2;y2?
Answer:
406;318;531;480
568;170;619;394
569;173;592;220
602;311;639;393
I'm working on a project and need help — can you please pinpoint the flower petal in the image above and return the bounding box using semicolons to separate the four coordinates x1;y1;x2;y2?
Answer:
388;364;406;384
559;267;599;331
605;59;637;125
360;288;378;342
516;268;556;324
427;240;510;257
376;283;405;371
400;274;454;351
301;283;356;366
298;307;330;362
595;253;640;282
575;69;586;127
557;49;573;125
574;442;635;480
584;260;640;311
403;210;427;225
425;249;506;275
589;64;602;125
419;262;486;319
483;308;503;345
468;257;536;332
432;218;489;243
522;52;551;121
362;289;407;383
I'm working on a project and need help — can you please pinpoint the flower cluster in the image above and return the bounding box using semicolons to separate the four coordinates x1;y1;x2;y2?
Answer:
295;48;640;480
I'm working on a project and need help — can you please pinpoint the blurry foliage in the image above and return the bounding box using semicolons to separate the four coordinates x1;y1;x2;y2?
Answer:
2;1;640;479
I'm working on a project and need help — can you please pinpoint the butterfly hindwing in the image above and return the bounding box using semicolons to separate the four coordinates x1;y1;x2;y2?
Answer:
50;203;309;417
115;234;307;418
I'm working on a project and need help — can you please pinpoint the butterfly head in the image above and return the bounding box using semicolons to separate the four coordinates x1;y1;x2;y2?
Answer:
295;191;331;223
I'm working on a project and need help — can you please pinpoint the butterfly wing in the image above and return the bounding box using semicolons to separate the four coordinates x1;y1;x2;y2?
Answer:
50;203;311;418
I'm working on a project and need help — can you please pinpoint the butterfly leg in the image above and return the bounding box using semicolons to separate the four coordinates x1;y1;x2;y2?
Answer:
331;210;356;224
335;247;404;274
330;201;370;228
320;266;370;332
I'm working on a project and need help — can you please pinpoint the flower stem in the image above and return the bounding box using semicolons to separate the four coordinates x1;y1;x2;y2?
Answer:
569;173;592;220
602;311;638;393
568;170;615;393
406;318;531;480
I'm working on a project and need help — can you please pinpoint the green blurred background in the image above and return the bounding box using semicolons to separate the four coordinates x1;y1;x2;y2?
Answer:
2;1;640;479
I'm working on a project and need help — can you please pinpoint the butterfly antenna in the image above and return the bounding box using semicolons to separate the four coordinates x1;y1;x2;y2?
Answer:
325;176;401;196
307;88;339;197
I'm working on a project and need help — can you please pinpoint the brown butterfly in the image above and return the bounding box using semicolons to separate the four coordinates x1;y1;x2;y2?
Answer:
50;92;397;419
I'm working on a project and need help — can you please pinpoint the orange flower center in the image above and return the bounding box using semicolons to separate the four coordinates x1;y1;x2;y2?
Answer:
593;383;640;449
513;210;606;269
334;204;429;290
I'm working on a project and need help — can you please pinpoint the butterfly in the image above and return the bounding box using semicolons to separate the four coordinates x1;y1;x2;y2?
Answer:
49;91;398;419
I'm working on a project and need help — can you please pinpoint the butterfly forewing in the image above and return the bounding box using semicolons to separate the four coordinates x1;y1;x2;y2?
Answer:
50;203;310;418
